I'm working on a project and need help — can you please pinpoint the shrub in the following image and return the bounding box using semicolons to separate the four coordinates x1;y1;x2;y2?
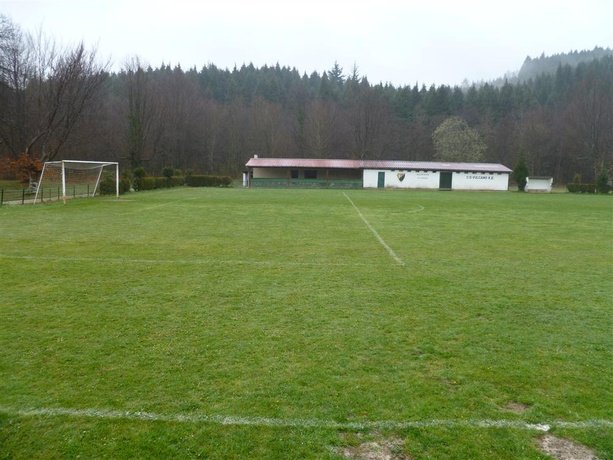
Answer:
0;156;14;179
121;177;131;193
132;167;146;190
596;171;610;194
139;177;158;190
133;176;185;191
567;183;580;193
186;175;232;187
99;176;130;195
162;167;174;179
568;183;596;193
581;183;596;193
171;176;185;187
133;167;146;179
10;153;43;185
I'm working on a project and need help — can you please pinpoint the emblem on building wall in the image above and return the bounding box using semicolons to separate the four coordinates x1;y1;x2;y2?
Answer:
397;172;406;182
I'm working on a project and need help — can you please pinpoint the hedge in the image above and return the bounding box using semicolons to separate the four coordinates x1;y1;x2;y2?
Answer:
567;183;596;193
100;176;130;195
137;176;185;191
185;175;232;187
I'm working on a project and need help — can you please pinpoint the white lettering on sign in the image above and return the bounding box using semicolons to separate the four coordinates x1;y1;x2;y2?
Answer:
466;175;494;180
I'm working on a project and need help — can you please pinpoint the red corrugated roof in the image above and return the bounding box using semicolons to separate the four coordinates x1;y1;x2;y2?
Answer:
245;157;512;173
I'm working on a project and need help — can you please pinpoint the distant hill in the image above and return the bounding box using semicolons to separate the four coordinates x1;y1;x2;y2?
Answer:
517;47;613;82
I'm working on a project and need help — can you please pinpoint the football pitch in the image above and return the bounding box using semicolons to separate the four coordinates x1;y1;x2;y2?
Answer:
1;187;611;458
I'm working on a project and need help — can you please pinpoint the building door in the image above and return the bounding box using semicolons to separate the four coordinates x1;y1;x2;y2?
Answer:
439;172;452;190
377;171;385;188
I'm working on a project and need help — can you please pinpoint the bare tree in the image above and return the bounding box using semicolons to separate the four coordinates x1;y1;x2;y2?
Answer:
303;99;340;158
124;57;157;169
565;67;613;176
347;80;390;159
0;15;30;157
0;16;107;162
200;98;227;172
249;97;291;157
26;36;108;161
148;66;211;173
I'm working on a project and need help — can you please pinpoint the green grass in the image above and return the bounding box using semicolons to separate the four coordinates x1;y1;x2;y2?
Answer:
0;179;26;196
0;179;34;205
1;188;611;458
0;180;23;189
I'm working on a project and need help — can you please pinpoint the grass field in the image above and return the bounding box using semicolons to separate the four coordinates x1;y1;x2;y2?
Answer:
0;187;611;459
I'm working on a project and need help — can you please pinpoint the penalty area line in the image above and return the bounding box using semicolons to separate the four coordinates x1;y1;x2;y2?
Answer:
1;406;611;432
343;192;404;266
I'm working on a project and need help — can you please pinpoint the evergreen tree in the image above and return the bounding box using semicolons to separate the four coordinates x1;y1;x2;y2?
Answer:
328;61;344;87
513;156;529;191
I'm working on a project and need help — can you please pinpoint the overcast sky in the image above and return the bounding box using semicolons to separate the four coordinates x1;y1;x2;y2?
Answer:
2;0;612;86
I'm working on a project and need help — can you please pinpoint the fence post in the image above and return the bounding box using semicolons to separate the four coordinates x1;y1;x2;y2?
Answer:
0;188;3;206
22;188;25;204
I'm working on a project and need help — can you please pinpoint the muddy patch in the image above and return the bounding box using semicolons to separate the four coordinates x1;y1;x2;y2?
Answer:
537;434;599;460
339;437;410;460
504;401;530;414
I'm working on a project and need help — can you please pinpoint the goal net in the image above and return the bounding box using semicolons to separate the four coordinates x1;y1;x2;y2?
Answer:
34;160;119;203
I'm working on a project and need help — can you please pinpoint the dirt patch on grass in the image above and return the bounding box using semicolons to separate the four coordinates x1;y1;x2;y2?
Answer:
339;437;410;460
504;401;530;414
537;434;599;460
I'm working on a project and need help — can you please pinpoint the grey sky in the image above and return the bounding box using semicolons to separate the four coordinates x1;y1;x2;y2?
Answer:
2;0;612;86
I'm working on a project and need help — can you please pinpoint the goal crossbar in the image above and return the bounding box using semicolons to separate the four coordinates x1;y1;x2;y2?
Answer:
43;160;118;168
34;160;119;203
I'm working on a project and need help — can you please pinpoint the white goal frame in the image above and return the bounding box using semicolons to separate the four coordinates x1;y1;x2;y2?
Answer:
34;160;119;204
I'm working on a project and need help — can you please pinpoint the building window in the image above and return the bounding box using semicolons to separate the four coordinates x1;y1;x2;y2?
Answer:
304;169;317;179
291;169;299;179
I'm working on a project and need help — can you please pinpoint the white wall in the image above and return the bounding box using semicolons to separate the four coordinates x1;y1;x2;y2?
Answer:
452;172;509;191
363;170;440;189
363;169;379;187
364;169;509;191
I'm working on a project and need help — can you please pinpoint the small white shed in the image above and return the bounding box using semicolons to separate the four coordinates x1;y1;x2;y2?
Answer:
525;176;553;193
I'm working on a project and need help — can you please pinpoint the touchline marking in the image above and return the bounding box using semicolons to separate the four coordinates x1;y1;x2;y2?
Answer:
343;192;405;266
0;254;370;268
1;406;611;432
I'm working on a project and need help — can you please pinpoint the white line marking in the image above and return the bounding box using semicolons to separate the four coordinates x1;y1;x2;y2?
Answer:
406;205;425;214
1;406;611;431
0;254;370;268
343;192;405;266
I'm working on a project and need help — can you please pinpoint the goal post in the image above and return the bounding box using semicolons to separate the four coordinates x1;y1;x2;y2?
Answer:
34;160;119;204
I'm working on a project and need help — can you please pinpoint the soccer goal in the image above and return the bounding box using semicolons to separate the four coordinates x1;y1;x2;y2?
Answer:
34;160;119;204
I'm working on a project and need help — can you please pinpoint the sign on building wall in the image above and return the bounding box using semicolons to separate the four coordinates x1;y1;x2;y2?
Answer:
363;169;509;191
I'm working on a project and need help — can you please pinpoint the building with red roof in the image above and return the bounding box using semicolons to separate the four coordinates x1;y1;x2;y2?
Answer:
245;156;512;191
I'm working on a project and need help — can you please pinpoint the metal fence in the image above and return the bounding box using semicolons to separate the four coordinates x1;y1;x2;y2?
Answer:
0;184;97;206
